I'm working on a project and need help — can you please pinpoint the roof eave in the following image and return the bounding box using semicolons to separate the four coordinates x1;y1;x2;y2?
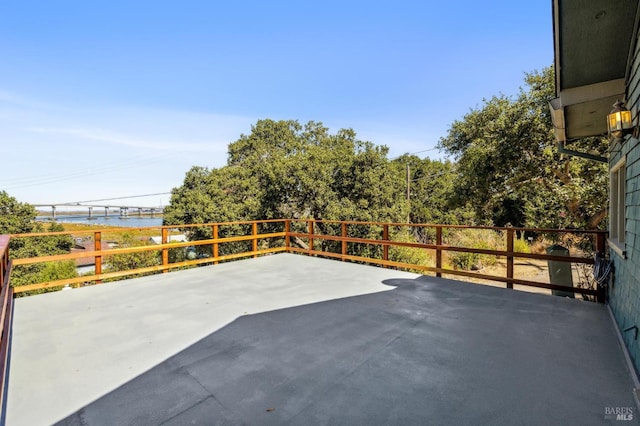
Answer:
550;0;638;143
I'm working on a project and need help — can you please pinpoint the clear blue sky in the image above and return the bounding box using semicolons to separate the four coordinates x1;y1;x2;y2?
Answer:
0;1;552;207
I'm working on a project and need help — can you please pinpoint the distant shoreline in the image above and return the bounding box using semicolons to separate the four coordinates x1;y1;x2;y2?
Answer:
35;213;165;229
36;211;164;218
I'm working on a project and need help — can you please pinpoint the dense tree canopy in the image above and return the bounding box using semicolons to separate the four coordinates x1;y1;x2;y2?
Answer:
438;66;608;229
166;67;608;236
0;65;612;281
392;155;475;226
165;120;411;227
0;191;76;288
0;191;73;256
0;190;40;235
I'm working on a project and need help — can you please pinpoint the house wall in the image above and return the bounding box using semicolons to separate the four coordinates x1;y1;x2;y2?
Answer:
609;22;640;372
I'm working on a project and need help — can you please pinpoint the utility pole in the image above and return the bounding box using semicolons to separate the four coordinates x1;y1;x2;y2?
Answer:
406;164;410;200
406;164;411;223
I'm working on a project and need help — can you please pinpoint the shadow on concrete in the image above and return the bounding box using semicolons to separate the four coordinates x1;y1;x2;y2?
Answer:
57;275;637;425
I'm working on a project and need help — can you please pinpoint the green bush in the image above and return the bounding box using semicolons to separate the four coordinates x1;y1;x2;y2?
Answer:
105;232;161;279
451;251;479;270
12;260;78;296
449;229;502;270
389;230;433;271
513;233;531;253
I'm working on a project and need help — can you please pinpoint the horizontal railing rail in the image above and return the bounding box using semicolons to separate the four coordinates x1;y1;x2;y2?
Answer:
0;218;608;424
5;219;607;302
9;220;288;294
287;219;606;302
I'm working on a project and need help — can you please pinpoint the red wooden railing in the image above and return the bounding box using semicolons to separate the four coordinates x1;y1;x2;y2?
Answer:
0;236;14;419
0;218;609;419
9;220;287;293
6;219;606;302
286;220;606;302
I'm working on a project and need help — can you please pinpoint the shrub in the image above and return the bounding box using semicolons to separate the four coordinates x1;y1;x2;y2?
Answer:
451;251;479;270
389;230;433;272
448;228;502;270
105;232;161;278
513;234;531;253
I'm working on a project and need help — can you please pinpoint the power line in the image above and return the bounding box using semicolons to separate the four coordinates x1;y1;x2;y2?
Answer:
408;148;439;155
0;152;174;190
389;147;439;161
66;192;171;205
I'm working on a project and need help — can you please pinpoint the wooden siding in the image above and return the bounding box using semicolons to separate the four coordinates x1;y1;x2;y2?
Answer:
608;14;640;372
629;26;640;122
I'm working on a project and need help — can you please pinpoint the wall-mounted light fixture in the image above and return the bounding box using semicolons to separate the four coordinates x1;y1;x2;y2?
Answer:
608;100;634;139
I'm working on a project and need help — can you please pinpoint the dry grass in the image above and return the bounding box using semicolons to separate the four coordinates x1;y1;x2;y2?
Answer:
36;221;177;240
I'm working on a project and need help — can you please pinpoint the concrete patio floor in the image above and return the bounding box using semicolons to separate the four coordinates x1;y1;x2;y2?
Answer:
6;253;639;425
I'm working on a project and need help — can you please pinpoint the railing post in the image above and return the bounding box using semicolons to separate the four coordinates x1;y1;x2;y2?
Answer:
0;235;14;415
383;224;389;263
436;226;442;277
341;223;347;260
596;231;607;303
596;232;606;255
94;231;102;283
252;222;258;258
284;220;291;252
0;236;9;290
506;228;514;289
212;224;219;264
162;228;169;273
308;220;314;254
0;249;4;286
0;283;12;416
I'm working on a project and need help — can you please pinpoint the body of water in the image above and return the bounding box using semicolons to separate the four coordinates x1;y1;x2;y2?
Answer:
37;214;164;228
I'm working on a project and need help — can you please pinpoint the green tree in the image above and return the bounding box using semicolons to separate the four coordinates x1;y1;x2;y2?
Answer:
392;155;476;226
38;260;78;283
438;66;608;229
0;192;77;291
0;190;39;235
105;232;160;277
165;119;410;255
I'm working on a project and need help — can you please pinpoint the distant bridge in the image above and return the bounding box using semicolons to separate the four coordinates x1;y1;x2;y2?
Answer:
33;203;164;219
